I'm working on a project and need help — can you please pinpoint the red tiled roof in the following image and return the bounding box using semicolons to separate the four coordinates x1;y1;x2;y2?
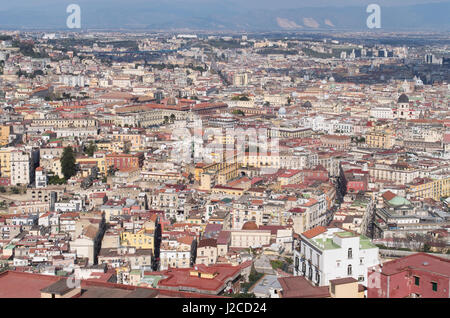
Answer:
329;277;357;285
301;226;327;239
278;276;330;298
158;265;241;293
217;231;231;245
198;238;217;248
0;271;224;298
302;198;318;207
382;190;397;201
0;271;59;298
373;252;450;277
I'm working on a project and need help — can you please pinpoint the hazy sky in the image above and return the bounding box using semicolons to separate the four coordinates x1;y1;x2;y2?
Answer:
0;0;448;30
0;0;448;10
230;0;449;8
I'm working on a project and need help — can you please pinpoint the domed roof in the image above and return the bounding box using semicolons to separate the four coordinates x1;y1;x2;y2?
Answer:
167;97;177;105
302;101;312;108
398;93;409;103
242;221;259;230
278;107;286;115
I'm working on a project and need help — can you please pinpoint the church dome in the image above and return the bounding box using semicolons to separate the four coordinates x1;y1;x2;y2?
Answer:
302;101;312;108
167;97;177;105
242;221;259;230
398;93;409;103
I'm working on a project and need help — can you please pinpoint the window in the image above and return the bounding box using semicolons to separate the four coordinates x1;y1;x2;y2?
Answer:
347;265;352;276
414;276;420;286
348;248;353;259
431;282;437;292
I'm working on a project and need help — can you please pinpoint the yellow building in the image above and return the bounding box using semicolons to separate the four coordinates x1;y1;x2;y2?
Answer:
211;185;245;197
76;155;107;175
111;134;143;151
212;134;234;145
329;277;365;298
121;228;154;250
366;127;393;149
243;152;281;168
0;148;11;177
186;216;203;224
0;126;11;146
189;267;216;279
97;140;130;153
408;176;450;201
49;157;63;178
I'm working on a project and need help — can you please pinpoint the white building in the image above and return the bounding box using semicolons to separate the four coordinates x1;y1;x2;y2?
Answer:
10;150;31;186
369;107;394;119
233;73;248;87
333;121;354;135
159;248;191;270
54;199;84;212
293;227;379;287
35;167;47;188
59;75;86;87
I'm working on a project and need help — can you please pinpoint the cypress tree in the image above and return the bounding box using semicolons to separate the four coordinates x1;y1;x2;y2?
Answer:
61;146;76;180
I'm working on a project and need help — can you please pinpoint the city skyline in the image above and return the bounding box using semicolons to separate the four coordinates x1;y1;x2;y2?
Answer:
0;0;448;303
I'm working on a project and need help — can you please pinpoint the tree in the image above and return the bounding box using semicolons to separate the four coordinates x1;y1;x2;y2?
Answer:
107;166;117;176
61;146;76;180
84;142;97;156
170;114;176;123
48;175;66;185
248;264;261;283
231;292;256;298
232;109;245;116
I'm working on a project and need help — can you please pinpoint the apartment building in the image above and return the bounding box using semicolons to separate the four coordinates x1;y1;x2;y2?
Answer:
407;176;450;201
294;227;380;287
10;150;31;186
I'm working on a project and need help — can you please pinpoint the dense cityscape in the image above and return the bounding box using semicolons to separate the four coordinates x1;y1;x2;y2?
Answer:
0;27;448;300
